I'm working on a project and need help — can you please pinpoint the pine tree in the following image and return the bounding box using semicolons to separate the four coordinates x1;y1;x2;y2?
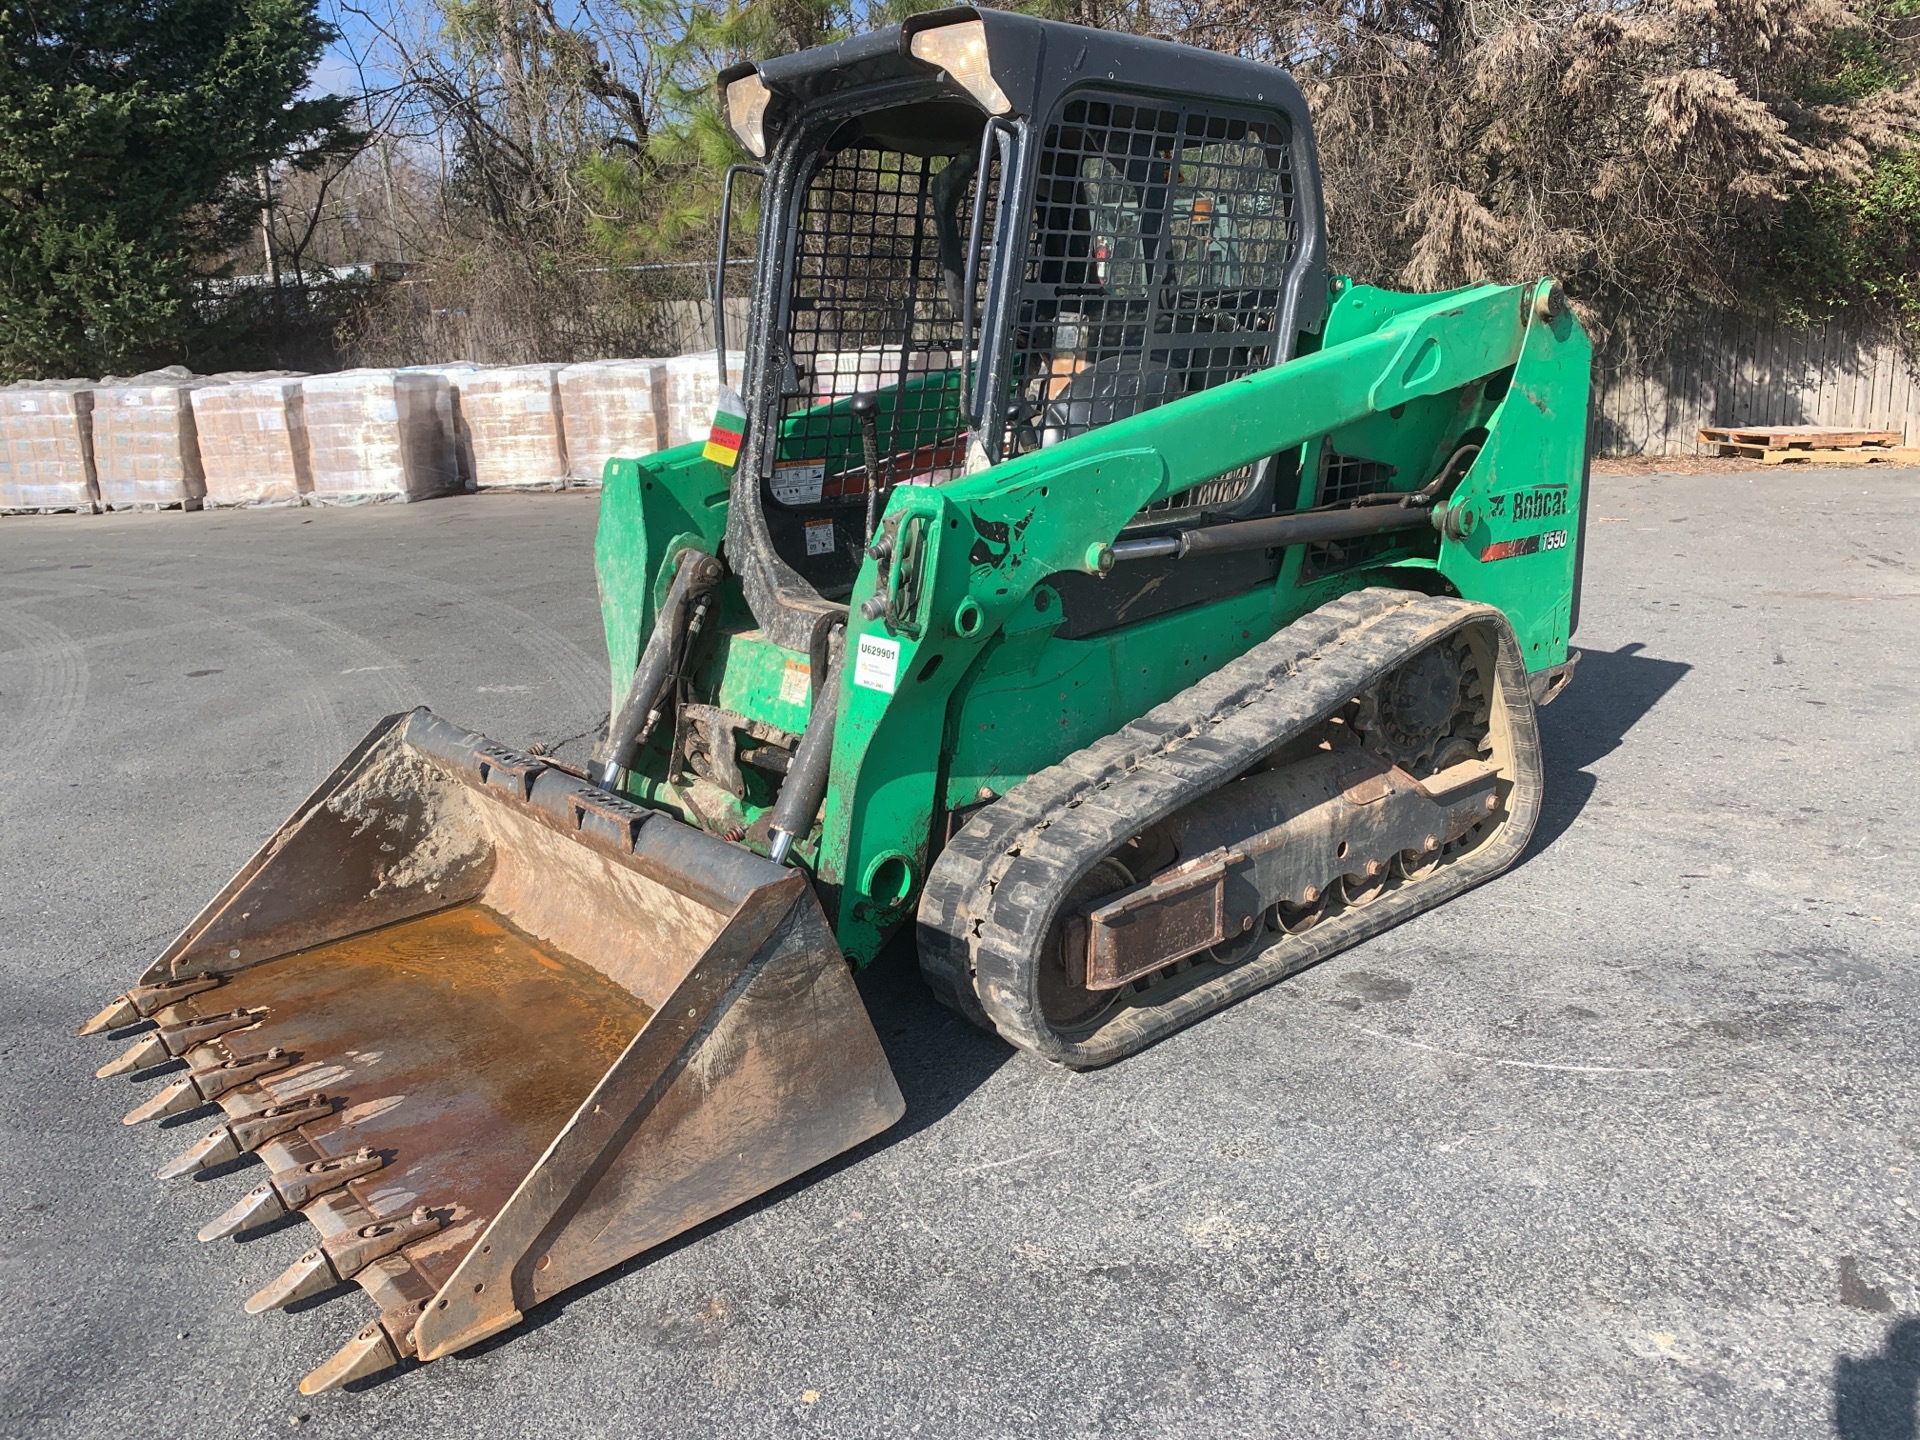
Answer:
0;0;359;377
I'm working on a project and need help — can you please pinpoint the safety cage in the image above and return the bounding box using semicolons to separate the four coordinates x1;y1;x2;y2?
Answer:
1000;91;1302;521
717;13;1332;636
761;90;1305;504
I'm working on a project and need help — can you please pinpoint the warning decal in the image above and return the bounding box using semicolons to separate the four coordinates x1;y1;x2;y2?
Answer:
779;659;811;707
772;462;826;506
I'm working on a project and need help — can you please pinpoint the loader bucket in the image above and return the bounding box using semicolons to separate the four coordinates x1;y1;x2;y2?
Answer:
79;709;904;1393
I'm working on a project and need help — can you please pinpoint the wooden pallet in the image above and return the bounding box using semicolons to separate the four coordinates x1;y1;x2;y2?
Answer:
1698;424;1916;465
1746;445;1920;466
1698;424;1904;451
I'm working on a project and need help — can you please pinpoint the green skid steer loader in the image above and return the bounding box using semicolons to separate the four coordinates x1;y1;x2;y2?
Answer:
82;7;1589;1393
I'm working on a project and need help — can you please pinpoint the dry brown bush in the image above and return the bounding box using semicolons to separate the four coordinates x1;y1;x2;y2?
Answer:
225;0;1919;367
1066;0;1919;334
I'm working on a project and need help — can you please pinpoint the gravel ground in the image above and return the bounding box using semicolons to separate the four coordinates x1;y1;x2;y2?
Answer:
1;468;1914;1439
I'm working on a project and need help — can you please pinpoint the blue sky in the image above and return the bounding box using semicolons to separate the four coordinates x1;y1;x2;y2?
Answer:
306;0;396;100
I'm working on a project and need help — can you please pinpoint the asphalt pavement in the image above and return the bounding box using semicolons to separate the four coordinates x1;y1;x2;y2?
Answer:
1;469;1915;1438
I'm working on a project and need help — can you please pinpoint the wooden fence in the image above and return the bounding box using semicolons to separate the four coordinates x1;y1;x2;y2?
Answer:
1593;315;1920;456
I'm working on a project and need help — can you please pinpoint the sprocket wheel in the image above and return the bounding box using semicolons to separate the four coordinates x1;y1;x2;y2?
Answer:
1353;636;1474;773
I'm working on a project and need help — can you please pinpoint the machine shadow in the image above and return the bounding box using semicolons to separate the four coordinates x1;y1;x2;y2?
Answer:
1524;641;1693;859
450;936;1015;1364
1834;1318;1920;1440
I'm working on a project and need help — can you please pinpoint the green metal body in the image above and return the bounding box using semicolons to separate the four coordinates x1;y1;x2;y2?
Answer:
597;277;1590;964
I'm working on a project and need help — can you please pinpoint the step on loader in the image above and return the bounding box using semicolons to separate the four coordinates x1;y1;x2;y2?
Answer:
83;7;1590;1393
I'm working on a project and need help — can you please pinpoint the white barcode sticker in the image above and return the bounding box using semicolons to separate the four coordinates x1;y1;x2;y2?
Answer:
772;461;825;506
853;634;900;694
804;518;835;556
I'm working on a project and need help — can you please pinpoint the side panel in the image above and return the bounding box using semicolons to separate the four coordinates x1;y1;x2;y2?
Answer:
820;283;1560;964
1434;302;1592;667
939;564;1426;807
595;444;731;714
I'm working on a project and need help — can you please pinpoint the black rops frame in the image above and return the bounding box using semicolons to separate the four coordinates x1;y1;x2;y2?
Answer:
716;8;1330;654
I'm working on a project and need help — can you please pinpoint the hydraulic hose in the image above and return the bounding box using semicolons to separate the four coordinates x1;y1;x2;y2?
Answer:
766;624;845;866
592;550;724;789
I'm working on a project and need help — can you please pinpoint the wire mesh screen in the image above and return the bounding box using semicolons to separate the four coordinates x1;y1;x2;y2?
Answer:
780;142;996;498
1003;93;1300;511
1317;450;1394;505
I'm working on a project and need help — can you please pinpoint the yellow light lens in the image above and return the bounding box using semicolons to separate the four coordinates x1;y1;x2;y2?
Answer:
724;72;773;158
908;20;1012;115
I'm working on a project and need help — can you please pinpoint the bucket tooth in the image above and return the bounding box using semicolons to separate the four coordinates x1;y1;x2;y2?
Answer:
245;1206;440;1315
78;975;221;1035
158;1094;331;1179
158;1127;242;1180
278;1146;386;1209
155;1008;267;1056
96;1033;170;1079
227;1094;332;1152
199;1181;288;1242
246;1246;341;1314
323;1205;441;1279
78;996;139;1036
96;1009;265;1078
198;1146;384;1242
123;1077;204;1125
134;974;221;1014
298;1321;403;1396
127;1049;292;1125
188;1047;292;1102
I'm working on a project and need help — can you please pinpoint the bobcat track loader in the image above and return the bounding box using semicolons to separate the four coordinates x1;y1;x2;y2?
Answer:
82;7;1589;1394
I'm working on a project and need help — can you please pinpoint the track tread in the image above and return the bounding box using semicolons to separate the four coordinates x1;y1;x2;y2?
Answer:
915;587;1544;1067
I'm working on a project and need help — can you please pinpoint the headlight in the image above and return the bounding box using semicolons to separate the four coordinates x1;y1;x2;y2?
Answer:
909;20;1012;115
724;72;773;158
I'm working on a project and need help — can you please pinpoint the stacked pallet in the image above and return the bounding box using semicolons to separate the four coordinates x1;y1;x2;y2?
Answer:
803;345;963;405
460;365;569;490
93;378;206;509
5;344;935;518
0;383;98;512
401;364;484;489
192;380;311;506
664;352;746;450
558;360;669;486
303;370;459;503
1698;424;1920;465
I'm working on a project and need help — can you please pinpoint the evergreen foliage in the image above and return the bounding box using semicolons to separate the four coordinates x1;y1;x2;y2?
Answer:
0;0;359;377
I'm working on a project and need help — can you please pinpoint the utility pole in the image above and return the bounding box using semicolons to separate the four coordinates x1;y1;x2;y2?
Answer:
258;165;281;288
379;138;405;263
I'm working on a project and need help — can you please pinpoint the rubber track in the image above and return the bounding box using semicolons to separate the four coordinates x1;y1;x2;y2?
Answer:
916;587;1544;1069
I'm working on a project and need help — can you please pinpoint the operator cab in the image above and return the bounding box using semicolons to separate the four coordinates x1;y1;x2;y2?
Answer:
717;8;1329;652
